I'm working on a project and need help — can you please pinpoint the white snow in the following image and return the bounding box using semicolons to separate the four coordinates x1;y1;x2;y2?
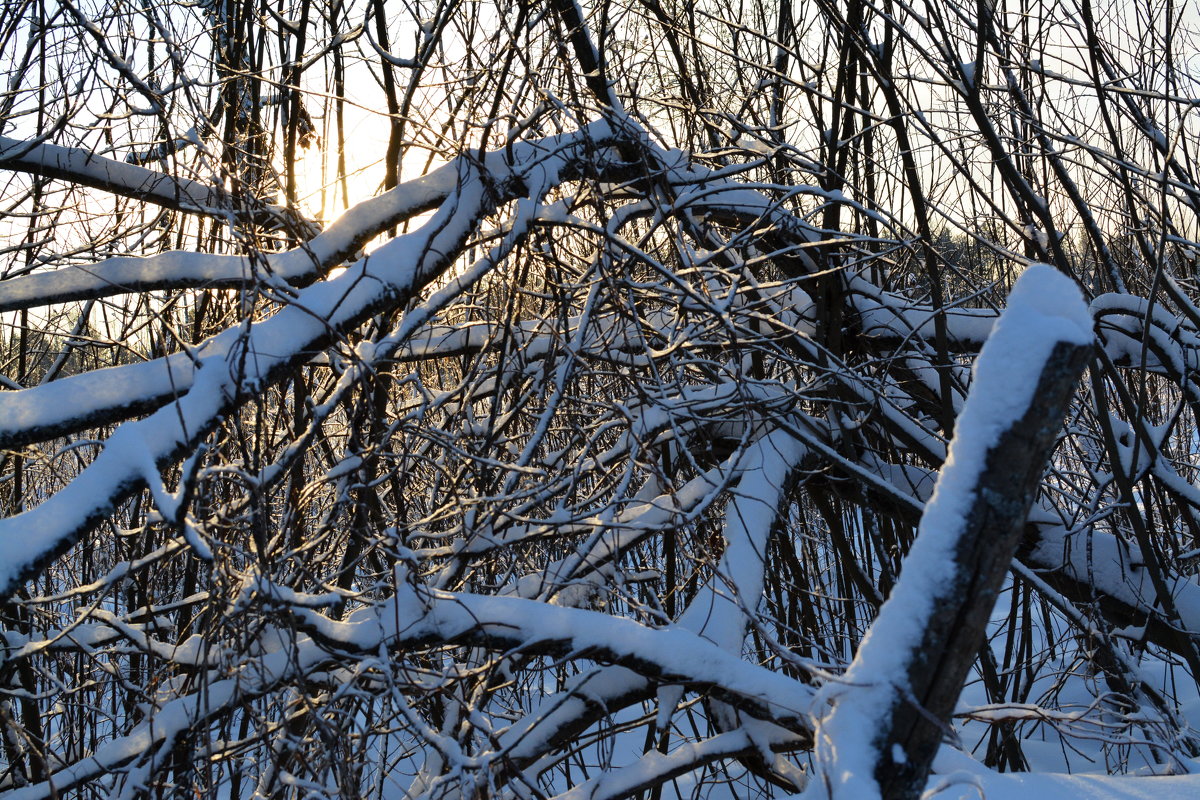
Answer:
806;264;1093;799
0;121;620;601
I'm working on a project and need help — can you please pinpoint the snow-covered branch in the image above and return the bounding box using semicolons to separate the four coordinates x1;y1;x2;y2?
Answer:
811;266;1093;799
0;135;312;232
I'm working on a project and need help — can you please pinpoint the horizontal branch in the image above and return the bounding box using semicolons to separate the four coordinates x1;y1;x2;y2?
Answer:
5;581;817;800
0;161;455;314
0;135;312;232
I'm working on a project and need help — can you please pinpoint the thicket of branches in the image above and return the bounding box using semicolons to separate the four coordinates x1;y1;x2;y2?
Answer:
4;0;1200;797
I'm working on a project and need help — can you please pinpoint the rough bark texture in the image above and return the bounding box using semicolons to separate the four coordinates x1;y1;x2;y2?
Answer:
876;340;1093;800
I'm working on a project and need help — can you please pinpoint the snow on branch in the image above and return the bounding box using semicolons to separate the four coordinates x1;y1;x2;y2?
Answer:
547;728;798;800
0;135;310;232
0;165;453;313
808;265;1093;800
468;427;811;792
0;131;834;449
0;121;619;605
5;577;817;800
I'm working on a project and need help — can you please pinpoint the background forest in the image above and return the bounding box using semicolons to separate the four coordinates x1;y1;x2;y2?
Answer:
4;0;1200;798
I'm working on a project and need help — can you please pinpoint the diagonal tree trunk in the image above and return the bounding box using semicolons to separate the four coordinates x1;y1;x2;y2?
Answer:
813;264;1093;800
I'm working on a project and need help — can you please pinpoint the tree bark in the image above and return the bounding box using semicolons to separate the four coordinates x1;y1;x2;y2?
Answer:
874;338;1091;799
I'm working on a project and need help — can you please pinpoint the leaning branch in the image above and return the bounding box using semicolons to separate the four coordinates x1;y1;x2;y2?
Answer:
0;161;455;314
811;264;1093;800
0;122;617;606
